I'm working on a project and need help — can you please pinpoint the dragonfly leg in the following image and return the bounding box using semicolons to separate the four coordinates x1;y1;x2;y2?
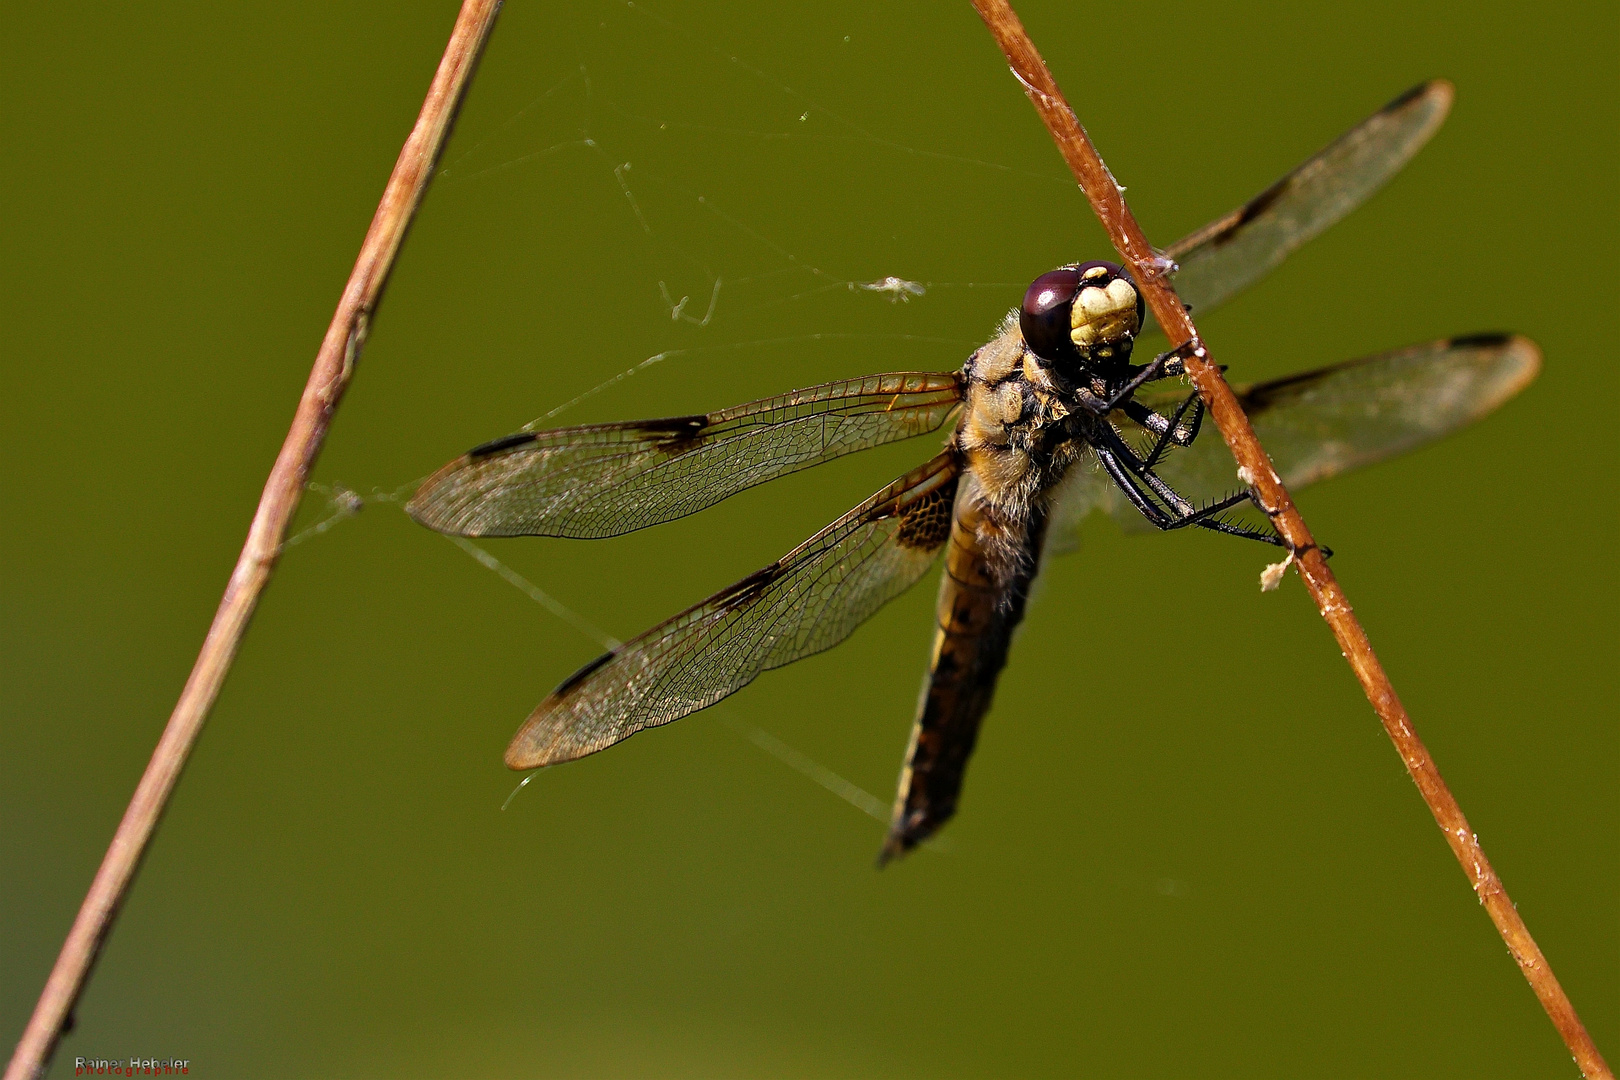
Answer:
1100;344;1185;410
1074;343;1205;420
1121;390;1205;467
1093;432;1285;548
1101;339;1216;412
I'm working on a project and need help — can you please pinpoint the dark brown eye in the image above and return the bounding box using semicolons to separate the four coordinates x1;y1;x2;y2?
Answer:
1019;267;1082;363
1020;260;1144;365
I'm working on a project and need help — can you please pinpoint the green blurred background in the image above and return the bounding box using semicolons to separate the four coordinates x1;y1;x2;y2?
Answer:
3;1;1614;1076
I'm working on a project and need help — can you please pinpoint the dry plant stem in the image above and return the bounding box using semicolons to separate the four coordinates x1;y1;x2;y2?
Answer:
968;1;1610;1076
4;4;503;1079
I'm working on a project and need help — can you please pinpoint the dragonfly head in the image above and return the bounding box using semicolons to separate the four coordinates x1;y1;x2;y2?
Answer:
1019;260;1144;376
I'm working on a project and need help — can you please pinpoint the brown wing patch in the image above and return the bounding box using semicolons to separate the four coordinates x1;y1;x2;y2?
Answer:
1216;175;1288;245
1101;334;1540;539
553;651;615;697
895;476;955;549
712;563;786;609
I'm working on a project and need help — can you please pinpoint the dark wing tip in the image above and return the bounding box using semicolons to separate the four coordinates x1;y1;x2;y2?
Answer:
505;731;566;771
505;724;585;771
1448;330;1514;348
403;478;453;532
1450;330;1541;367
505;728;593;770
503;742;537;771
1482;333;1542;395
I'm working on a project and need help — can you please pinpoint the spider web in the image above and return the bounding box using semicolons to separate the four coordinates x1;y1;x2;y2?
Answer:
424;0;1079;426
285;2;1091;833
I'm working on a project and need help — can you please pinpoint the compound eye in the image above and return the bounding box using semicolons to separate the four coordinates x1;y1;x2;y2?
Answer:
1019;267;1083;363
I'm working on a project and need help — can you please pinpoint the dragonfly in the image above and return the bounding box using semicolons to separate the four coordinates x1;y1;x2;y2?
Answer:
408;81;1538;861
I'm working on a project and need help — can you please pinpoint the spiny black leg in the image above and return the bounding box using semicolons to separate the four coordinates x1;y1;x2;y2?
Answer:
1120;391;1205;470
1175;492;1284;542
1103;339;1201;411
1093;444;1180;528
1145;391;1203;467
1097;424;1199;515
1118;394;1199;460
1094;430;1285;548
1188;505;1286;546
1172;491;1285;546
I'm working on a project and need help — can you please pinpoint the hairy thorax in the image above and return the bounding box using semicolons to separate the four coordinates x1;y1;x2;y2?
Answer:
952;313;1093;583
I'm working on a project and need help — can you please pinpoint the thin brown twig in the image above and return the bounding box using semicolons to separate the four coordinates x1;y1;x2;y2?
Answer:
968;2;1610;1076
4;4;503;1078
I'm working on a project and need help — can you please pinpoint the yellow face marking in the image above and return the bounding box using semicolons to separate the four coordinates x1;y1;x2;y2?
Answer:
1070;278;1141;349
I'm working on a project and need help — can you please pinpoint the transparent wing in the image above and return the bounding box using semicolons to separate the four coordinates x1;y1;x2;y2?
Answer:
1159;81;1453;323
505;451;961;769
407;372;961;538
1049;334;1540;544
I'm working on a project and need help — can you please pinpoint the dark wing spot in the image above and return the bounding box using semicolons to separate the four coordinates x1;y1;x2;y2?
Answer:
1237;359;1354;411
1237;376;1298;412
553;651;615;697
467;432;538;458
713;563;784;610
632;415;709;455
1387;80;1435;110
1220;176;1290;243
1447;332;1513;349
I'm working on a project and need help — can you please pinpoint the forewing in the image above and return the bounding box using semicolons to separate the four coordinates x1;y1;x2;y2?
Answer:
1050;334;1540;541
506;451;961;769
407;372;961;538
1161;81;1453;322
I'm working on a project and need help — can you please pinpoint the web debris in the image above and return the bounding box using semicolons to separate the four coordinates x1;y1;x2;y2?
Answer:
526;330;969;427
859;277;926;302
659;277;721;325
285;483;365;547
283;484;898;825
292;9;1046;834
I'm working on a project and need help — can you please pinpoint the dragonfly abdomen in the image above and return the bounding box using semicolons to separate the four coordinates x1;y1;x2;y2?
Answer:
881;482;1049;862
